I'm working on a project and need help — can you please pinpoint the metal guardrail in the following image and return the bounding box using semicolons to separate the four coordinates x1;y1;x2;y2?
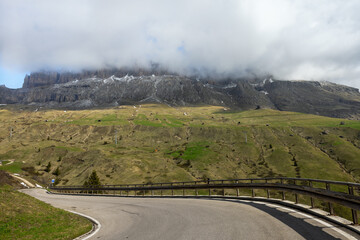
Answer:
49;177;360;225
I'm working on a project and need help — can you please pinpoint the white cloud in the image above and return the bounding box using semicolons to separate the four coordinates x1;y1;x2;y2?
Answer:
0;0;360;88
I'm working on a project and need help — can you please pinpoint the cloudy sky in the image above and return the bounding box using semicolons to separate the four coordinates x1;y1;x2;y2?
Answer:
0;0;360;89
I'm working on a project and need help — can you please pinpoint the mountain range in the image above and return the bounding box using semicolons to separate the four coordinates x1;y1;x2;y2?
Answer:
1;69;360;119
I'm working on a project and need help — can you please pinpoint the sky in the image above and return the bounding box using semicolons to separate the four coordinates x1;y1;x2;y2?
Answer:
0;0;360;89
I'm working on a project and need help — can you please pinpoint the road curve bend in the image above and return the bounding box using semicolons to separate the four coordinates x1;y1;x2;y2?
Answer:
22;189;358;240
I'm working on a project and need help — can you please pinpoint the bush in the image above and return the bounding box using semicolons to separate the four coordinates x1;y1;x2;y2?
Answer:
44;162;51;172
52;167;60;176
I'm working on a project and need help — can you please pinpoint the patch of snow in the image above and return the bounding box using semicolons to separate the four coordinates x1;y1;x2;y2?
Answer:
262;78;274;84
222;83;237;89
319;81;335;86
203;83;214;89
0;104;7;106
20;182;29;188
103;75;115;84
35;183;43;188
13;173;20;176
183;112;188;116
260;91;269;95
113;74;135;82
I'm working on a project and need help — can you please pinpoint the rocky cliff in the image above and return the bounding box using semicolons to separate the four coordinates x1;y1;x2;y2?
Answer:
1;70;360;119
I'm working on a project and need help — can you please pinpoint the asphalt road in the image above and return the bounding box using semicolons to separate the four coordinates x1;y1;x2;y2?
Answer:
22;189;358;240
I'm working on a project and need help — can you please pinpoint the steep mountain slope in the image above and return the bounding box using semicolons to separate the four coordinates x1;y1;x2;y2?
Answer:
0;105;359;186
1;70;360;118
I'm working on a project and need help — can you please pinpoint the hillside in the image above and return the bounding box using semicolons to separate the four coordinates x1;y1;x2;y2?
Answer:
0;184;91;240
0;104;359;186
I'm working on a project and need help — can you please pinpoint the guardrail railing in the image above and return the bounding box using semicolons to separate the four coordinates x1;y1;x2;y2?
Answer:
49;177;360;225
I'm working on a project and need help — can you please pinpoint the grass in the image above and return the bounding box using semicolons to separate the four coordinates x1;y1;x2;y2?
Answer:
0;162;22;174
0;185;92;240
0;104;359;187
55;146;83;152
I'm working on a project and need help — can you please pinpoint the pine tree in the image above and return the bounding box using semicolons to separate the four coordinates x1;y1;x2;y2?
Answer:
45;162;51;172
52;167;60;176
83;170;102;194
84;170;101;186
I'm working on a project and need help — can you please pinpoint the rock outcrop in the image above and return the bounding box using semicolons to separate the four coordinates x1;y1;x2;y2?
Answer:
1;70;360;119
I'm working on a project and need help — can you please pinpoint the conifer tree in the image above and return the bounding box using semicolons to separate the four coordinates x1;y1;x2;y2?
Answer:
45;162;51;172
84;170;101;186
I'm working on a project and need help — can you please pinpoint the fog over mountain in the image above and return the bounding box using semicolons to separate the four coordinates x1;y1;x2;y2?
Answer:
1;0;360;88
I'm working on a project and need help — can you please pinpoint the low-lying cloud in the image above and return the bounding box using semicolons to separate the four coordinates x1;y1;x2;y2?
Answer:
1;0;360;88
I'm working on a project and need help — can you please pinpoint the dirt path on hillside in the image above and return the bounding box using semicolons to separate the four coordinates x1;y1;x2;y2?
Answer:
10;174;35;188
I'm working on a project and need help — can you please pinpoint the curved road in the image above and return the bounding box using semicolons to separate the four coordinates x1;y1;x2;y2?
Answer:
22;189;358;240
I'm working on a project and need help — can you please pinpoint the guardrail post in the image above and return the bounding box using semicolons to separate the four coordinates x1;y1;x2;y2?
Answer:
236;180;239;197
183;183;185;196
265;179;270;198
309;181;314;208
160;184;163;196
209;187;211;196
326;183;334;215
348;185;359;225
251;180;255;197
280;179;285;200
195;182;198;196
127;185;129;196
293;179;298;204
171;183;174;196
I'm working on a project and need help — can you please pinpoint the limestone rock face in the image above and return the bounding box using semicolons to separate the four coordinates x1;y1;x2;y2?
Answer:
262;80;360;118
2;70;360;119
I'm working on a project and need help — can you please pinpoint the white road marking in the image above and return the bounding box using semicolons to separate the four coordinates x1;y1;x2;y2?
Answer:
264;203;357;240
69;210;101;240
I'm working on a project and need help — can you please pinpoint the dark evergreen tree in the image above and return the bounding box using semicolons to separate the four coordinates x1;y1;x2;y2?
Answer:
54;178;60;186
52;167;60;176
45;162;51;172
83;170;102;194
84;170;101;186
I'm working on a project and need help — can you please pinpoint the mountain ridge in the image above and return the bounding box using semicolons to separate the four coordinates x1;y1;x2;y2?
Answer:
1;69;360;119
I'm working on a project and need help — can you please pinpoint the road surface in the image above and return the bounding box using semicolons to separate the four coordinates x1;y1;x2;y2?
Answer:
22;189;359;240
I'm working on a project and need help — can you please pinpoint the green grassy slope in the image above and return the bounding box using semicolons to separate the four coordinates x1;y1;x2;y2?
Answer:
0;104;359;186
0;185;91;240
